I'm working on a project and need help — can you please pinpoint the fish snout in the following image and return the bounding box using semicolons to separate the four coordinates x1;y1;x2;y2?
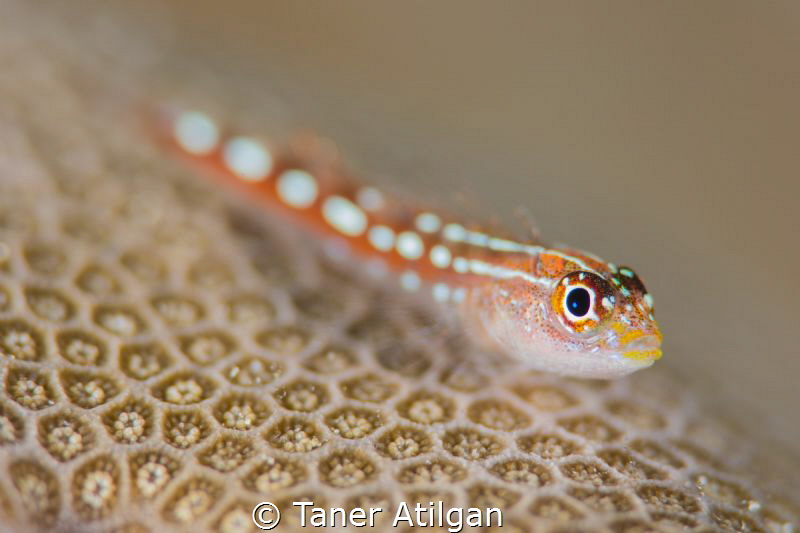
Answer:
621;334;663;362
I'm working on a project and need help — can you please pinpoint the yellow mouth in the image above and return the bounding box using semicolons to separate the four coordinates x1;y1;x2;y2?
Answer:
613;323;663;362
615;327;662;346
622;348;663;362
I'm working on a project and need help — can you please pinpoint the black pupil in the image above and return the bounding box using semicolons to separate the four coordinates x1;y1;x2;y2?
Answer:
567;288;591;317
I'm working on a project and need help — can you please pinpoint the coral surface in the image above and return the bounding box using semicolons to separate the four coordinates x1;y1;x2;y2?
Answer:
0;2;797;532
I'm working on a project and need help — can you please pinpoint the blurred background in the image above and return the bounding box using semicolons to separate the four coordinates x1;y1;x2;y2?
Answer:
150;2;799;453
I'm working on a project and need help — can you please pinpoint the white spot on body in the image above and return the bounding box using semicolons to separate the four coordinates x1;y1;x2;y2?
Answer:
276;169;318;208
322;196;368;237
356;187;384;211
443;223;467;242
461;259;550;286
465;231;489;247
643;293;654;308
400;271;421;291
468;259;490;275
174;111;219;155
429;245;452;268
396;231;425;260
223;136;273;181
368;225;395;252
488;238;525;252
601;296;614;310
452;288;467;303
431;283;450;302
415;212;441;233
453;257;470;273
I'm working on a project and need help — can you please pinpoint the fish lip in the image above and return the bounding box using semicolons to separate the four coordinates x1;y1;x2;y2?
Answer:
621;334;663;362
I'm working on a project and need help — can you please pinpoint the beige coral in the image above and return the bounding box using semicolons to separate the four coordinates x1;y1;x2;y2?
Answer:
0;1;797;532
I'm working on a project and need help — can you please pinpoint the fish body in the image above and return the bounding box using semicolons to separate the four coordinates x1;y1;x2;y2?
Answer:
159;108;662;378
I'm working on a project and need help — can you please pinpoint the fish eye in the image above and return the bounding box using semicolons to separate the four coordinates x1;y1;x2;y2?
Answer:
552;271;615;334
565;287;592;318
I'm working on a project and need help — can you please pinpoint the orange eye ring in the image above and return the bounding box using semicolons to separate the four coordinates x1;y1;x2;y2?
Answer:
552;271;615;334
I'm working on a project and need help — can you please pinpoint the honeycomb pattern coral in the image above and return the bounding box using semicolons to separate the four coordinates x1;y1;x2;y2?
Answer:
0;3;798;532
